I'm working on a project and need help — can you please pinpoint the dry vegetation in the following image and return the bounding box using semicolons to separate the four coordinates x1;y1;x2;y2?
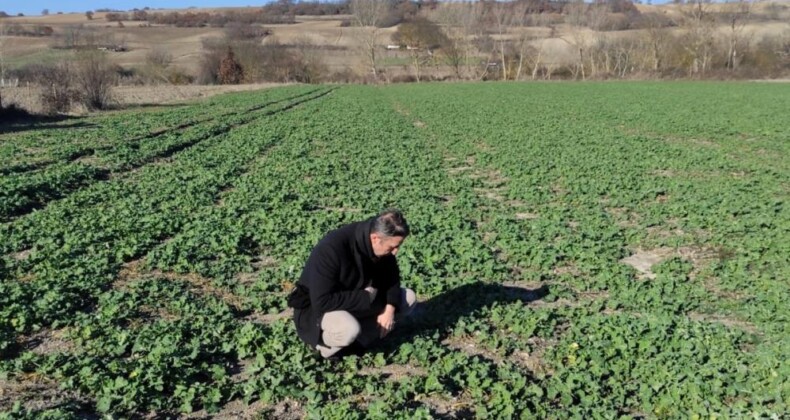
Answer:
1;1;789;114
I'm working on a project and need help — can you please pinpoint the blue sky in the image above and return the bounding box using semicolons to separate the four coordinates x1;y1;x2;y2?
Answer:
3;1;271;16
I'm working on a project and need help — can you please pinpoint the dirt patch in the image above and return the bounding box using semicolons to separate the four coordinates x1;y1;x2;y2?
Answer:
245;308;294;325
512;337;555;377
114;258;147;289
688;312;761;336
415;394;474;418
315;206;362;213
605;206;640;228
650;169;675;177
443;336;506;366
11;248;32;262
446;166;473;175
184;397;279;420
214;186;237;206
20;328;74;356
514;212;539;220
0;376;89;414
621;245;722;280
620;248;674;279
235;254;279;285
473;188;505;202
552;264;581;277
443;334;553;378
3;84;284;115
360;363;426;382
73;154;102;167
474;141;493;153
413;120;426;128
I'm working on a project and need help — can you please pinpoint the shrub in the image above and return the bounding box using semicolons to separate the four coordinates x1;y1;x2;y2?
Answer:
73;51;116;110
218;49;244;85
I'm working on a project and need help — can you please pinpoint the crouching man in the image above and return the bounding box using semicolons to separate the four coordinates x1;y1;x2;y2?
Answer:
288;210;416;359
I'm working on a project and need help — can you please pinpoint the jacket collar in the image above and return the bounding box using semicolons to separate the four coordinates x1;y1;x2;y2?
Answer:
354;217;377;261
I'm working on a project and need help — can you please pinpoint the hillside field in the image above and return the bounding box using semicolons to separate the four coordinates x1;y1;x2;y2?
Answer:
0;82;788;418
1;4;789;80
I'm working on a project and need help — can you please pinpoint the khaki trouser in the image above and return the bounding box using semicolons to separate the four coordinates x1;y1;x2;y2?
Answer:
317;287;416;358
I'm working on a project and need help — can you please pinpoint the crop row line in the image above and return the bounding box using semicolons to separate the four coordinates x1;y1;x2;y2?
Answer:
0;88;334;223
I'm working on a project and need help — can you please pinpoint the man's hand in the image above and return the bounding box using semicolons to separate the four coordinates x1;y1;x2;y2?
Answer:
377;304;396;338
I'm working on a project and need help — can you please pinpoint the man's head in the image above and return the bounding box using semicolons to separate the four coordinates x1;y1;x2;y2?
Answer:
370;209;410;258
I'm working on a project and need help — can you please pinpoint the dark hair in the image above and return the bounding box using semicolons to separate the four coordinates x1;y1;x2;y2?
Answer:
372;209;410;238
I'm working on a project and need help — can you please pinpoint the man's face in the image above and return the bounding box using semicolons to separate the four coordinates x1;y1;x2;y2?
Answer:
370;233;405;258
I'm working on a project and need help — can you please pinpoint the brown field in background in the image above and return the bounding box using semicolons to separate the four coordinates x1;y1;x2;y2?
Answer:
3;4;787;72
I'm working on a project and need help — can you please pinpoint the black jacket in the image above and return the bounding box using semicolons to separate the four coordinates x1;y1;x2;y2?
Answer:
289;218;402;347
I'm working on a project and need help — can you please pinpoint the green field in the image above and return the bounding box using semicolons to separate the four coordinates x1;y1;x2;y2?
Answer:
1;82;788;418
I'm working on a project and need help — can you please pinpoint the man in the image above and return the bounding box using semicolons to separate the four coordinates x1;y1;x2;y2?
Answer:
288;210;416;359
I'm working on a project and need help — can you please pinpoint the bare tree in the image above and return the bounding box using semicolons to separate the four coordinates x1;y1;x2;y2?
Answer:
563;0;590;80
293;36;328;84
392;17;445;82
724;0;753;72
586;2;612;77
73;50;116;110
36;62;76;114
434;1;485;80
642;12;670;73
526;14;555;80
488;1;511;80
351;0;387;81
680;0;716;77
510;2;533;80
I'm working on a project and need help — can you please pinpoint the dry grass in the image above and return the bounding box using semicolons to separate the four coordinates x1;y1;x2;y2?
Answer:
2;83;283;114
4;5;787;81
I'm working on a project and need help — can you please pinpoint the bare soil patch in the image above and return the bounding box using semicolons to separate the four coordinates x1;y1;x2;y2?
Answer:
620;247;675;279
514;212;539;220
360;363;426;382
0;376;88;413
244;308;294;325
688;312;761;336
621;245;722;280
20;328;74;356
11;248;32;262
3;84;283;115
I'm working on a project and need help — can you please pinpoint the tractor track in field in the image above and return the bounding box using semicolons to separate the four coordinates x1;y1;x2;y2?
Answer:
0;88;325;177
0;88;335;224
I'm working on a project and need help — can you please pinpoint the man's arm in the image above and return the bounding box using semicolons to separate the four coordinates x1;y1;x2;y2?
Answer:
306;247;371;314
381;256;402;311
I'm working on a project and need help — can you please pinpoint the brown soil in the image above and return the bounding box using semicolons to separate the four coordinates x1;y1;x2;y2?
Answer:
21;328;74;356
620;247;674;279
3;84;283;115
359;363;427;382
688;312;761;335
0;376;88;413
244;308;294;325
514;212;539;220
